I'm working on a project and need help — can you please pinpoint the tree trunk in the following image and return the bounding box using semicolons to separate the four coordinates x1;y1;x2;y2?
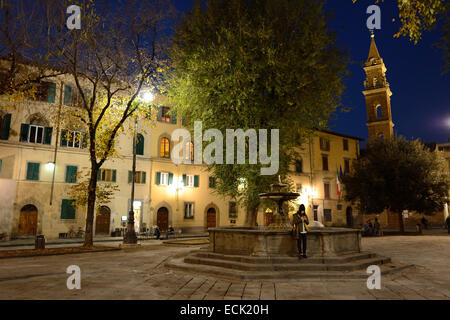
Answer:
398;210;405;234
245;206;259;228
83;165;98;247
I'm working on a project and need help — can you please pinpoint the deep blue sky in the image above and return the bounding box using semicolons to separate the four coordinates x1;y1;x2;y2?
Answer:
172;0;449;143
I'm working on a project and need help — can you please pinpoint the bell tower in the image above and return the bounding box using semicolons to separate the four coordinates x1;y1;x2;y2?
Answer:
362;34;394;141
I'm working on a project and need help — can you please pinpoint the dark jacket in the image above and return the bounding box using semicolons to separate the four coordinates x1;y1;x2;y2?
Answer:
293;213;309;234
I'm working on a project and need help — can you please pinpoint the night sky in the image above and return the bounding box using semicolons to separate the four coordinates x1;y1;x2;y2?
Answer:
172;0;449;144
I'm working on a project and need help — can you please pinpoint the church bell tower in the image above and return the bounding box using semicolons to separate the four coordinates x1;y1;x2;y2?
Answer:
362;34;394;141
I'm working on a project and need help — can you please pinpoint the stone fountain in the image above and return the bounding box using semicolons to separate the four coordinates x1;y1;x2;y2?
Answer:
165;178;404;279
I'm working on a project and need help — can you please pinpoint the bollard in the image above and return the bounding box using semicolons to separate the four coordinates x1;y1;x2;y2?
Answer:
35;234;45;250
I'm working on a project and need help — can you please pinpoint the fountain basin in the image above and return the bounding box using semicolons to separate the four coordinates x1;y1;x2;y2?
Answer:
208;227;361;257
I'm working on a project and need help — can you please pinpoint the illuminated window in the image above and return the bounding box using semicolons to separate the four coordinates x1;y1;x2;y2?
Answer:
160;137;170;158
185;141;194;161
184;202;194;219
319;138;330;151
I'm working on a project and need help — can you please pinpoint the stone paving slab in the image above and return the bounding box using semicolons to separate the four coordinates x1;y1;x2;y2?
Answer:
0;235;448;300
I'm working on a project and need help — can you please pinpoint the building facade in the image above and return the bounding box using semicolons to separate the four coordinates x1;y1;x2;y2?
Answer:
0;74;362;239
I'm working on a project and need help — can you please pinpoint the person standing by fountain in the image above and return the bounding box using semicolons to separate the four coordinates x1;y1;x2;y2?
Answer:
293;204;310;258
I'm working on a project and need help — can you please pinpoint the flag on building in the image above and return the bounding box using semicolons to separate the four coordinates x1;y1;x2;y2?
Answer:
336;169;341;200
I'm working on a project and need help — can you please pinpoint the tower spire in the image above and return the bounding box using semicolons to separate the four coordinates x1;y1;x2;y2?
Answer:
366;33;382;66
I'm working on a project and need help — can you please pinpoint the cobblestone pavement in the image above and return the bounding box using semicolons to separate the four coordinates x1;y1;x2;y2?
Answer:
0;235;448;300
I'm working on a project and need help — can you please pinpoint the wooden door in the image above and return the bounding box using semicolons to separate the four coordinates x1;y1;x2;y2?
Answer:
18;206;38;236
206;208;216;228
346;207;353;227
95;206;111;235
265;210;273;226
157;207;169;231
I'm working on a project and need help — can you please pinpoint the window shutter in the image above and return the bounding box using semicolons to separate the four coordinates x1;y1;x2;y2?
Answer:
26;163;34;180
44;127;53;145
81;133;88;148
60;130;68;147
171;111;177;124
128;171;132;183
157;106;162;121
61;199;76;219
65;166;71;183
142;172;146;184
136;134;144;155
20;124;30;142
156;172;161;185
194;175;199;187
97;170;101;181
168;173;173;185
182;174;187;186
47;82;56;103
64;85;72;106
66;166;77;183
0;114;11;140
112;170;117;182
27;163;39;181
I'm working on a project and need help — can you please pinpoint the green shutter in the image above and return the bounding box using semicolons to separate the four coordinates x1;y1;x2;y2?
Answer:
0;114;11;140
171;111;177;124
81;133;88;148
169;173;173;185
44;127;53;145
61;199;76;219
112;170;117;182
20;124;29;142
97;170;101;181
156;172;161;185
60;130;68;147
0;159;2;174
136;134;144;155
142;172;146;184
194;175;199;187
47;82;56;103
27;162;39;181
64;85;72;106
128;171;132;183
182;174;187;186
157;106;162;121
66;166;77;183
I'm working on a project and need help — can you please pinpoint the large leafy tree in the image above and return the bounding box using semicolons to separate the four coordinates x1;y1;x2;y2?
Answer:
343;137;450;233
165;0;348;226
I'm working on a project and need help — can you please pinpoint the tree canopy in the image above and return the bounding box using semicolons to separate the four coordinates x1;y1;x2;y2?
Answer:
165;0;349;225
343;137;449;232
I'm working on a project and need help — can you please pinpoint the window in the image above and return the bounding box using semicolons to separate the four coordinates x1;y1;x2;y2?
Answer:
343;139;349;151
98;169;117;182
0;113;11;140
183;174;199;187
65;166;78;183
208;177;216;189
0;159;2;174
128;171;146;184
61;199;76;219
337;204;343;210
320;137;330;151
136;134;144;156
229;201;237;218
157;106;171;123
20;116;52;145
64;85;72;106
324;209;332;222
156;172;172;186
313;205;318;221
160;137;170;158
344;159;350;173
185;141;194;161
184;202;194;219
61;130;85;148
324;182;330;199
378;133;384;140
296;183;302;193
376;105;382;119
295;159;303;173
36;81;56;103
322;155;328;171
26;162;40;181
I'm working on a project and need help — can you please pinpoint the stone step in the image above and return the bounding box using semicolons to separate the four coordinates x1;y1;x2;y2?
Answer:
193;251;377;265
183;255;391;272
166;257;412;280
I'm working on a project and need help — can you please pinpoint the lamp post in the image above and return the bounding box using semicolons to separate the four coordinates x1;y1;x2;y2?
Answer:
123;91;154;244
123;117;139;244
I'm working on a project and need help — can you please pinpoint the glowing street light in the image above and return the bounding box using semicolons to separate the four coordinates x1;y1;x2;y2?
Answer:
141;91;154;103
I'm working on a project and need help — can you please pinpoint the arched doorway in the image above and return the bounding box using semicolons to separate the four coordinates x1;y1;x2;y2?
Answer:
18;204;38;236
346;206;353;227
206;207;216;229
96;206;111;235
157;207;169;231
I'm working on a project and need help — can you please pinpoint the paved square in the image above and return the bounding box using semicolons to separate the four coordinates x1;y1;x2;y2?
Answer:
0;235;448;300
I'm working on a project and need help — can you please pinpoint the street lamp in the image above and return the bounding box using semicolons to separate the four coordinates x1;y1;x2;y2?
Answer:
123;91;154;244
